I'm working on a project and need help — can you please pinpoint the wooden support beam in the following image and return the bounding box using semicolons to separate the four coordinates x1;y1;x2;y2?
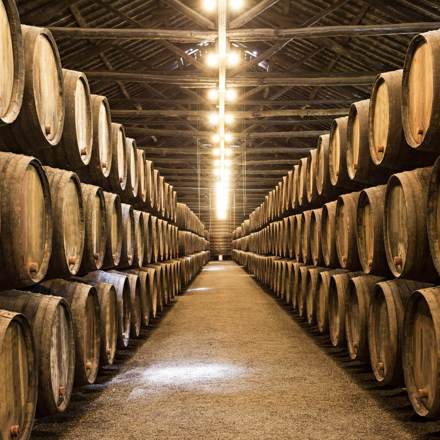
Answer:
85;70;376;87
49;22;440;42
126;127;326;139
112;108;348;119
108;97;354;107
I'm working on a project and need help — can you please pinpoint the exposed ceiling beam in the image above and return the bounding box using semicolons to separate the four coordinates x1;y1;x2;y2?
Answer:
126;127;326;139
86;70;376;87
49;22;440;42
111;108;348;119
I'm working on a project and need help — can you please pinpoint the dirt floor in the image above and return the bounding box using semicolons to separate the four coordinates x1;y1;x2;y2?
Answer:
32;261;440;439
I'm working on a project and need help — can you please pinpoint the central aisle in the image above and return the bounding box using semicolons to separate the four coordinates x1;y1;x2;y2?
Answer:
33;261;431;439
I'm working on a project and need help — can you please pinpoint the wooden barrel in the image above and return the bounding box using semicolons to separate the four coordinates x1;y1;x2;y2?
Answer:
291;164;299;210
297;264;313;318
136;149;147;205
148;264;165;312
284;261;295;304
316;269;347;334
157;219;165;260
127;269;150;327
78;94;112;185
292;214;302;261
0;290;75;416
321;201;338;267
301;210;312;264
40;279;100;386
347;99;384;185
335;191;361;270
369;279;432;386
73;279;117;367
328;271;363;347
369;69;433;171
402;30;440;152
83;271;131;349
329;116;356;190
0;309;37;440
297;157;308;208
102;191;123;269
124;137;138;201
79;184;107;274
356;185;389;275
150;215;159;263
119;203;135;268
345;275;385;362
0;0;24;126
145;160;154;208
305;266;326;325
140;267;158;319
384;167;436;280
46;69;92;170
133;210;146;268
107;123;127;193
143;212;153;264
44;166;84;277
0;25;64;153
427;157;440;276
286;170;293;212
0;153;52;288
112;271;142;338
403;286;440;418
316;134;339;201
310;208;323;266
306;148;320;205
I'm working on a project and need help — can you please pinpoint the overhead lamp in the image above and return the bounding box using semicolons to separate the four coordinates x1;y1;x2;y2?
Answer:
224;159;232;167
202;0;216;12
227;50;240;67
212;147;220;156
225;88;237;102
225;113;234;125
206;52;219;67
208;112;219;125
224;132;233;143
212;133;220;143
225;148;232;157
230;0;244;11
208;89;218;101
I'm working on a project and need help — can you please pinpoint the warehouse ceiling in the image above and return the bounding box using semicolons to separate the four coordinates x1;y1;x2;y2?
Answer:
16;0;440;227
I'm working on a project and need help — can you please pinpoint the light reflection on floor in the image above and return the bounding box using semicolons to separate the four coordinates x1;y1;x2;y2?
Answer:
119;362;247;399
185;287;212;292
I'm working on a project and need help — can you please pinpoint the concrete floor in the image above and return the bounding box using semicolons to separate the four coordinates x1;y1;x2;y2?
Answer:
32;261;440;439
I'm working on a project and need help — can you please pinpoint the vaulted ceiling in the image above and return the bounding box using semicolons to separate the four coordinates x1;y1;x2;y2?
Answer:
17;0;440;228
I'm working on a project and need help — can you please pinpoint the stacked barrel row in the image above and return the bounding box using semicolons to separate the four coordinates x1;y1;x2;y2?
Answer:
233;28;440;420
0;2;210;439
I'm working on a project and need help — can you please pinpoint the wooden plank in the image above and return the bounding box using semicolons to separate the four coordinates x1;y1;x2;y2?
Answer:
85;70;377;87
49;22;440;42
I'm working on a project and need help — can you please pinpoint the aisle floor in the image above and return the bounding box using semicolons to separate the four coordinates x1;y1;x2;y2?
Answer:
33;261;440;439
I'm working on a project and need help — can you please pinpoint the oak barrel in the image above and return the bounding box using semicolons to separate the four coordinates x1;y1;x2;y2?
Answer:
403;286;440;418
107;123;127;193
427;157;440;276
40;279;101;386
133;210;146;268
321;201;338;267
119;203;135;268
0;0;24;126
305;266;326;325
356;185;389;275
368;279;431;386
0;291;75;416
402;30;440;152
0;309;37;440
136;149;147;205
345;275;385;362
79;184;107;274
300;210;312;264
384;167;436;280
316;134;339;200
82;271;131;349
0;152;52;288
44;166;84;277
102;192;123;269
0;25;64;153
123;137;138;201
335;191;361;270
310;208;324;266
